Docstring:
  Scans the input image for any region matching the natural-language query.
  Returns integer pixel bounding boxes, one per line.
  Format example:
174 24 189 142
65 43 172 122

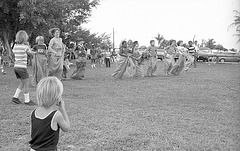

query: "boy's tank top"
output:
29 110 59 151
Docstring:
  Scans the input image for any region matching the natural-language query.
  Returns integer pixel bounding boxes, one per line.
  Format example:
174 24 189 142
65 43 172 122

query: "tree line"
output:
0 0 111 55
155 33 238 52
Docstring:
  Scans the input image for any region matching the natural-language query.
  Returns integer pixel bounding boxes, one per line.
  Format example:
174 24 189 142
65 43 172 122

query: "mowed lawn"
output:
0 60 239 151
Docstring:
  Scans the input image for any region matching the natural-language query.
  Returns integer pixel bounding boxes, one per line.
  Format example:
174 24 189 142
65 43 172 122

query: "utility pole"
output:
113 27 115 53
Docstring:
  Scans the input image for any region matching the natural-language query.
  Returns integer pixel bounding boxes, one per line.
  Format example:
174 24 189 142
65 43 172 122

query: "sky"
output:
83 0 240 50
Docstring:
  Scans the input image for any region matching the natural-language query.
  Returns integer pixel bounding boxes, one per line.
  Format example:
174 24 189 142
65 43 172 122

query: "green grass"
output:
0 61 239 151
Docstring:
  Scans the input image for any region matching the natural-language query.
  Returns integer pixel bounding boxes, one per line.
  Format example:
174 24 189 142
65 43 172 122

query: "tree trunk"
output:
2 30 13 61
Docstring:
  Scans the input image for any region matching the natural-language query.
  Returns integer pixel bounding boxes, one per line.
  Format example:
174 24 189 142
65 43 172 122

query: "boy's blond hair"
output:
36 76 63 108
15 30 29 45
36 36 44 44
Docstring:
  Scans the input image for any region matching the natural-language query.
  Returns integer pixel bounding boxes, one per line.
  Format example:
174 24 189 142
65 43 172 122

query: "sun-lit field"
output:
0 61 239 151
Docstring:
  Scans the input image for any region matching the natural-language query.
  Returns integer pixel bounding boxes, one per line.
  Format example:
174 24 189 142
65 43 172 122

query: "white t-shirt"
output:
105 52 111 58
177 46 188 55
193 44 199 52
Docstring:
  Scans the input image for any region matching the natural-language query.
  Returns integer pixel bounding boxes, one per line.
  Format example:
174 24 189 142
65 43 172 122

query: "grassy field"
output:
0 61 239 151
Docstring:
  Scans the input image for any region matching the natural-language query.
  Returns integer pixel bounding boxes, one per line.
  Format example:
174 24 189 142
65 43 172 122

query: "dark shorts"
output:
14 67 29 80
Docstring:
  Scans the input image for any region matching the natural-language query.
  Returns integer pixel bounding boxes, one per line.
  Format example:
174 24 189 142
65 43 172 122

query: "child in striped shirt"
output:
12 30 36 105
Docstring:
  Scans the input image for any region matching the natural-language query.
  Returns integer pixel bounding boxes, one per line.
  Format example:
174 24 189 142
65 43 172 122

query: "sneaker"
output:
12 97 21 104
24 100 36 106
151 73 156 77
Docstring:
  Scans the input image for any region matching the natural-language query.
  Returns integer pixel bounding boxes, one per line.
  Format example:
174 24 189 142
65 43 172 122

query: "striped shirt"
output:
13 44 30 68
188 46 196 54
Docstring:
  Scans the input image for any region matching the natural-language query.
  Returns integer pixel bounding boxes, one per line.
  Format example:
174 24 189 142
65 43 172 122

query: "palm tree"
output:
228 10 240 43
205 39 216 49
155 33 165 48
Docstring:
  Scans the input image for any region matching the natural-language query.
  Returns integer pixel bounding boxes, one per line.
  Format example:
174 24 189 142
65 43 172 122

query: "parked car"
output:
218 52 240 62
197 47 213 62
157 49 165 60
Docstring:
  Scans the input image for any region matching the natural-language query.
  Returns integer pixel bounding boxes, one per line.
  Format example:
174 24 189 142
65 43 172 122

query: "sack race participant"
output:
125 39 135 77
146 40 158 77
164 40 177 75
31 36 48 86
131 41 144 77
170 40 186 76
48 28 66 80
112 41 132 79
70 38 87 80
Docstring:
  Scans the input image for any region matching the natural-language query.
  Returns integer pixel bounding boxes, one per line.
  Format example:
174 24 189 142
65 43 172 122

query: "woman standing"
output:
48 28 65 80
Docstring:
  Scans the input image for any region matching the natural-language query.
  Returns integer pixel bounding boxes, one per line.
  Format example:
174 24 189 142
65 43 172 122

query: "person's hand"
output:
58 99 66 112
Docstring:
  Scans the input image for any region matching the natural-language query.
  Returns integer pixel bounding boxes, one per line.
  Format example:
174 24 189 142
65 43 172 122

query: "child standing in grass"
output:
29 76 70 151
12 30 36 105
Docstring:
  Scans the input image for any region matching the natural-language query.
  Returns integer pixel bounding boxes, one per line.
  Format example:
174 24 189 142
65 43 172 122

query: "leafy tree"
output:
97 32 112 49
228 10 240 43
214 44 227 51
0 0 100 55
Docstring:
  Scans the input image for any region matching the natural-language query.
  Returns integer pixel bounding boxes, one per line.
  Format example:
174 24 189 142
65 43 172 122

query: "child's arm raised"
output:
56 100 70 132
